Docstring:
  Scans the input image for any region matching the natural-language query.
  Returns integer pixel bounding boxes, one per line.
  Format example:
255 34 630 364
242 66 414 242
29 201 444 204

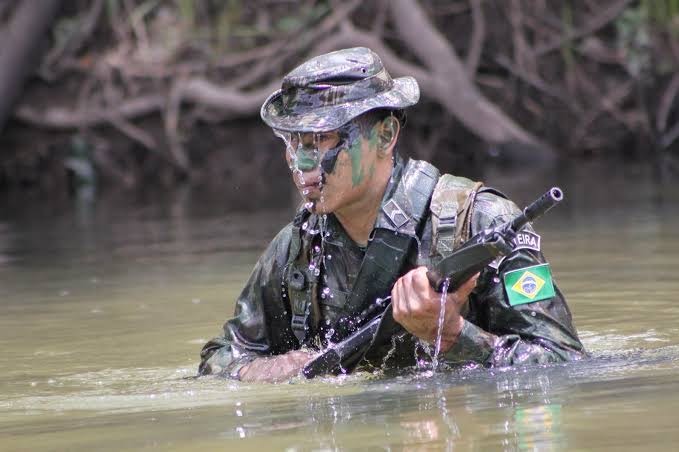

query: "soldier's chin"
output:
308 199 332 214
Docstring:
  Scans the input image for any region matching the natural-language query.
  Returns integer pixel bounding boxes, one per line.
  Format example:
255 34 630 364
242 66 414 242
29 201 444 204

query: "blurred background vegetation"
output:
0 0 677 203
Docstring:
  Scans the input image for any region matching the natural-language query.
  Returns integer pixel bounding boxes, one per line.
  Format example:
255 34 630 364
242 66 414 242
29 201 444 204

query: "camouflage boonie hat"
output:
260 47 420 132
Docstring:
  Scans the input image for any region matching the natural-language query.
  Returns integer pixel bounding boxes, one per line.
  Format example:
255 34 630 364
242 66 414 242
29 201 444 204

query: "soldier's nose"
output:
295 148 319 172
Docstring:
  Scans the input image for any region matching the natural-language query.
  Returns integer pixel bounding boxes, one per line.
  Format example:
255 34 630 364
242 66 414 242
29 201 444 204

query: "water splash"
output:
432 278 451 371
308 215 329 278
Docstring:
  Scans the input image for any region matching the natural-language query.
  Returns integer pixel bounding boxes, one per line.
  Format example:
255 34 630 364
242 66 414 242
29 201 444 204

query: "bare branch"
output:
109 115 158 151
509 0 536 75
165 79 189 171
465 0 486 77
13 78 278 130
14 94 165 128
388 0 549 150
495 55 581 113
180 78 278 114
373 0 389 37
661 121 679 149
231 0 363 90
40 0 105 79
533 0 634 57
657 74 679 133
571 80 634 148
389 0 462 73
311 21 435 89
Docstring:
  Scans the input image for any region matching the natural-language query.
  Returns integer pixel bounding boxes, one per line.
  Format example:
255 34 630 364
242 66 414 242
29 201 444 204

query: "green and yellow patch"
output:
503 263 555 306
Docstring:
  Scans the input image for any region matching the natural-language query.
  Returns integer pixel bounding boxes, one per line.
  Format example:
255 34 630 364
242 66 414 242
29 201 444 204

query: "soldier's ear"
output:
377 115 400 156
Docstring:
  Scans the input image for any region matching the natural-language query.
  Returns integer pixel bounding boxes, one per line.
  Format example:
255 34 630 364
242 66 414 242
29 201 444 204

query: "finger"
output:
399 272 415 316
447 272 479 306
391 278 407 321
412 267 438 302
458 271 480 295
409 266 429 292
399 281 413 318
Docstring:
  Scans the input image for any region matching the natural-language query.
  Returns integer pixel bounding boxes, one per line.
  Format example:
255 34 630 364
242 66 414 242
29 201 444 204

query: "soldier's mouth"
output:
299 183 322 198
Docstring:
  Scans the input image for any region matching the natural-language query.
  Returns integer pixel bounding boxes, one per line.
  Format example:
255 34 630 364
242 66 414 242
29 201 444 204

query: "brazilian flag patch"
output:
503 263 555 306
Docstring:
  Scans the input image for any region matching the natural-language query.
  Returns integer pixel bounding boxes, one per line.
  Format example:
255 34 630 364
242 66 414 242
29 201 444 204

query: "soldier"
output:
199 47 585 382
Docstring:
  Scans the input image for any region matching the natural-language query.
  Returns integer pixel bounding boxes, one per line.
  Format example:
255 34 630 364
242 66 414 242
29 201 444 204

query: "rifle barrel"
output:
510 187 563 232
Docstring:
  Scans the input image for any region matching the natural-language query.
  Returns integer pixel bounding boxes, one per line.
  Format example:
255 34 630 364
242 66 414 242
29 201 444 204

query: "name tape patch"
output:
513 231 541 252
488 231 542 270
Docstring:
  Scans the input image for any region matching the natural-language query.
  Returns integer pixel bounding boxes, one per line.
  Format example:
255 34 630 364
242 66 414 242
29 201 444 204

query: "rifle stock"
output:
303 187 563 378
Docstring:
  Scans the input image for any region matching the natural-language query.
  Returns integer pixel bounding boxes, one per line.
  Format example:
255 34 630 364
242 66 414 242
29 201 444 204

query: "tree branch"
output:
465 0 486 78
388 0 549 151
13 77 278 130
571 80 634 148
657 74 679 133
14 94 165 128
40 0 105 80
533 0 634 57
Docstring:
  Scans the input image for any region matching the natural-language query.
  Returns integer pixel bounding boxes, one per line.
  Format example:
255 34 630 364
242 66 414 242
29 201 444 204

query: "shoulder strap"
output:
430 174 484 258
283 208 318 346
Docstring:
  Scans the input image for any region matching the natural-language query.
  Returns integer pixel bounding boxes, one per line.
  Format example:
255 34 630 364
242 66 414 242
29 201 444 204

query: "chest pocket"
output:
430 174 484 260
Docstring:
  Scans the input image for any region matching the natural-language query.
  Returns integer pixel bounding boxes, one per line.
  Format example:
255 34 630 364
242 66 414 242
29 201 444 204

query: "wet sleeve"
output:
443 192 587 367
198 223 298 378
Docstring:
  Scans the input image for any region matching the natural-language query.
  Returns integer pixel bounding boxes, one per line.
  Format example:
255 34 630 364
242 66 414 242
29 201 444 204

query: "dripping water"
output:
432 278 451 371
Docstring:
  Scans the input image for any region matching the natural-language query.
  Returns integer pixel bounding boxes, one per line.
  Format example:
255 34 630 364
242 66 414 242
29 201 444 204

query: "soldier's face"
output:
277 120 385 214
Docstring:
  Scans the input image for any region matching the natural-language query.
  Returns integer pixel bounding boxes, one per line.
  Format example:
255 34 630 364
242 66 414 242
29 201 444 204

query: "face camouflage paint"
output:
274 121 364 177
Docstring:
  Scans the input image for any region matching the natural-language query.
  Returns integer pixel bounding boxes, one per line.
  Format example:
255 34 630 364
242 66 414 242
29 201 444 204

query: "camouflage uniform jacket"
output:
199 156 586 378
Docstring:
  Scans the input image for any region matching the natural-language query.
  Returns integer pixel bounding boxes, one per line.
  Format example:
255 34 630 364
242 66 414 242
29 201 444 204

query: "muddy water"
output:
2 161 679 451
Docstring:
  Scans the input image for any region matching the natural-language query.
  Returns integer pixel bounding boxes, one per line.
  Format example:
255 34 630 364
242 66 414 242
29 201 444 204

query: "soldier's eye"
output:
316 133 340 150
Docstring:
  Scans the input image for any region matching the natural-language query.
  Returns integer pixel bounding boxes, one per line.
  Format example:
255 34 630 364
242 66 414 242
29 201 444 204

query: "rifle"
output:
302 187 564 379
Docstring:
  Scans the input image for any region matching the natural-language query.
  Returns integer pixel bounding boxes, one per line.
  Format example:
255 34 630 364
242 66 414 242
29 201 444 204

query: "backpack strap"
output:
430 175 484 259
283 208 318 346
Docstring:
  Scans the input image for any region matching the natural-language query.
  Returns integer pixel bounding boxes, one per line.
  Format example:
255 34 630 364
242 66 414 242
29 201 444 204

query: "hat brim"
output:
260 76 420 132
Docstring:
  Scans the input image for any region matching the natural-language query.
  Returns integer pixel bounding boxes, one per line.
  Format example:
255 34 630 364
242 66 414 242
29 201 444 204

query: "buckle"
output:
291 314 307 330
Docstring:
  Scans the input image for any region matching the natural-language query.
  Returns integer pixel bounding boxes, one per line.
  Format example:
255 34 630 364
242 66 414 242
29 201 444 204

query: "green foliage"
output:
560 2 576 69
616 4 652 78
96 0 335 57
176 0 195 27
617 1 679 78
645 0 679 29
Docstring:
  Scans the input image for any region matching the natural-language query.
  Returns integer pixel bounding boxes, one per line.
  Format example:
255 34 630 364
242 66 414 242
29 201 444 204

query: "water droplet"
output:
531 311 537 317
493 277 500 283
302 222 308 231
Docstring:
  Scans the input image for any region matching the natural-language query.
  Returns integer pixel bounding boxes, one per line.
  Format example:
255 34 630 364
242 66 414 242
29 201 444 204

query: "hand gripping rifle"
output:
302 187 564 378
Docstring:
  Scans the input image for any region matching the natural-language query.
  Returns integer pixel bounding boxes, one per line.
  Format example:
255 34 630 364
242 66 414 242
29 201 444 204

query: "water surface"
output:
2 161 679 451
